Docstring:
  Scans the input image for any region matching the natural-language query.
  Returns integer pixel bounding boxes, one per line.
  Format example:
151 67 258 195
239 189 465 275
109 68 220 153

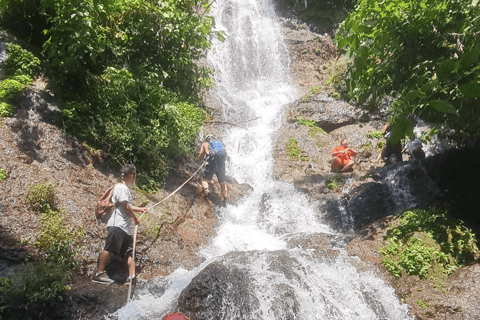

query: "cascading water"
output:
114 0 412 319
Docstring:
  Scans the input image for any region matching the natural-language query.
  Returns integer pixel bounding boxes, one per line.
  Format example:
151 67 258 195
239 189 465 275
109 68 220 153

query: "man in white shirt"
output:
92 163 147 285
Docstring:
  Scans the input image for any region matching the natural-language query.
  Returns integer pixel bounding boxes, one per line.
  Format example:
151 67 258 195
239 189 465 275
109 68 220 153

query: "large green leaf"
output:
427 100 457 114
459 81 480 98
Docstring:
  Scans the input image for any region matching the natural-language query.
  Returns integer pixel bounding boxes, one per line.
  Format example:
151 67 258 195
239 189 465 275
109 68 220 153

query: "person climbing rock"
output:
198 134 227 202
92 163 147 285
374 123 403 165
330 139 357 173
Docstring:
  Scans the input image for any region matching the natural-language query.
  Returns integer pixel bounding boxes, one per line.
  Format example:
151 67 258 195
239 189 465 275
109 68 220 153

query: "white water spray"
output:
115 1 412 319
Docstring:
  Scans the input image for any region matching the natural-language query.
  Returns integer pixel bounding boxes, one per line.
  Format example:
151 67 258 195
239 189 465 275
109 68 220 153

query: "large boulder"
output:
177 257 256 320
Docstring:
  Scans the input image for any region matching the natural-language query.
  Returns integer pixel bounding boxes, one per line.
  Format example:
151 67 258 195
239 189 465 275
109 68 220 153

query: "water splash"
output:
114 1 412 319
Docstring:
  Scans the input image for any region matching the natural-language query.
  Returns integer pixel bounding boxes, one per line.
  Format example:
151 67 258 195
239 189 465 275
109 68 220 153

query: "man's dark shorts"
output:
203 154 226 183
104 226 133 258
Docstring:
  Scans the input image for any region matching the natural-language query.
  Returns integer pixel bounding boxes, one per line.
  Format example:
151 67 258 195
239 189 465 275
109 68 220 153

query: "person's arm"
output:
382 123 389 134
118 201 141 225
374 146 385 163
198 142 208 161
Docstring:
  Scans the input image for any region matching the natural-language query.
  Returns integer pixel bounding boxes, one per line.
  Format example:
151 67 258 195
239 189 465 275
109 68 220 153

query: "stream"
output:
114 0 412 319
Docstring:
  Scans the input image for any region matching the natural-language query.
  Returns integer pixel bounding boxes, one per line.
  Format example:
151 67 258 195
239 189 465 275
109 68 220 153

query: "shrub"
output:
36 208 84 250
0 169 6 182
0 79 23 101
11 75 33 86
3 43 40 78
336 0 480 142
366 130 383 139
24 182 56 212
325 175 343 190
0 101 15 117
359 141 373 154
323 57 347 99
379 208 479 280
376 140 386 153
0 241 79 307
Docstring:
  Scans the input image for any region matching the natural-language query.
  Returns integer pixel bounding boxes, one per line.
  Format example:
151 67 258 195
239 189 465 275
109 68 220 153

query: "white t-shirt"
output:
107 183 134 235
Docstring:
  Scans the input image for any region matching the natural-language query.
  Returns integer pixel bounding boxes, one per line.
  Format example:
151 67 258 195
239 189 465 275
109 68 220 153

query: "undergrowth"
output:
293 117 327 148
0 183 84 316
286 137 302 161
0 168 6 182
379 208 479 282
325 175 343 190
0 43 40 118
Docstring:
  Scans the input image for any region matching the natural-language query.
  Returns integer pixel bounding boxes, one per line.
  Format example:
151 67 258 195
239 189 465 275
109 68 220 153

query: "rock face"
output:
347 148 480 234
271 5 480 319
177 258 255 320
285 95 368 133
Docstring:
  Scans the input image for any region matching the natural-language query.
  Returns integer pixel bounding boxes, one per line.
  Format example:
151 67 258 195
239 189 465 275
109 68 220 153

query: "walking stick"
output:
126 162 205 303
127 224 138 302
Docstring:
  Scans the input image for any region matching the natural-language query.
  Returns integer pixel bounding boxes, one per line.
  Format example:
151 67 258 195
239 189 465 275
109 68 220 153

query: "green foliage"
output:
0 101 14 117
376 140 386 152
61 67 206 186
359 141 373 154
286 137 301 161
0 241 79 305
11 74 33 86
25 182 56 212
379 208 479 280
323 57 348 99
416 299 429 309
325 175 343 190
366 130 383 139
336 0 480 143
0 79 23 100
36 208 84 250
0 0 217 189
420 127 438 144
294 117 326 136
0 168 6 181
3 43 40 78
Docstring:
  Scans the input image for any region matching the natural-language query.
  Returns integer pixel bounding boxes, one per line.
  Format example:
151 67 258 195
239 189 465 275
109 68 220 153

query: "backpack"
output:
208 140 225 157
95 185 116 223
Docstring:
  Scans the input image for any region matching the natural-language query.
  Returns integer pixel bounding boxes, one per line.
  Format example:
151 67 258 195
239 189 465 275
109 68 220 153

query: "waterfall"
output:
114 1 412 319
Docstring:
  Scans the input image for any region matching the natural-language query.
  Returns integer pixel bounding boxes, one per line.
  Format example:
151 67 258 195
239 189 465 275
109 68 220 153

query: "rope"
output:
127 161 205 303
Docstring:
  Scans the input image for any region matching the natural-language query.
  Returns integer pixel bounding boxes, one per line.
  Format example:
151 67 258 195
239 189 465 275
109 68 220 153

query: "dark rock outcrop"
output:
177 260 255 320
347 147 480 233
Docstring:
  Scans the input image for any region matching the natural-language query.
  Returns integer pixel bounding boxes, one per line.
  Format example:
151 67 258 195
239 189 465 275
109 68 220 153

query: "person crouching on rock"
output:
198 134 227 202
331 139 357 173
92 163 147 285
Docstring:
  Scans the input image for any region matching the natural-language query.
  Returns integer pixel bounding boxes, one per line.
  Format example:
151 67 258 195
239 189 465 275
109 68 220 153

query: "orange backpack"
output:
95 185 116 223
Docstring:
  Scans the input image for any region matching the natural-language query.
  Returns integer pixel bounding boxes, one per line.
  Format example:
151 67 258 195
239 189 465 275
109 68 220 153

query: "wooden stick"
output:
126 162 205 304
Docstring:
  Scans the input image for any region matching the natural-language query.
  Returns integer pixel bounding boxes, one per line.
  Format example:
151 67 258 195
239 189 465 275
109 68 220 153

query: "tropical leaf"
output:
427 100 457 114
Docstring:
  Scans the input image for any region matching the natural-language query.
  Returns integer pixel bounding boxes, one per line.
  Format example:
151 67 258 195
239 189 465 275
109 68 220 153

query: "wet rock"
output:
347 147 480 233
177 261 255 320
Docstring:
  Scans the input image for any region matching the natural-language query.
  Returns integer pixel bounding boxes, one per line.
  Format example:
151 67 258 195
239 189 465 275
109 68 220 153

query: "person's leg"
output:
215 155 227 200
331 157 343 172
220 182 227 200
120 230 135 281
127 256 135 277
96 250 110 274
201 179 210 193
340 160 355 172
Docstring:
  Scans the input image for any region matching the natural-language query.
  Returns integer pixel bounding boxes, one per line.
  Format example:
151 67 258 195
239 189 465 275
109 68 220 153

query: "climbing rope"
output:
127 161 205 303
